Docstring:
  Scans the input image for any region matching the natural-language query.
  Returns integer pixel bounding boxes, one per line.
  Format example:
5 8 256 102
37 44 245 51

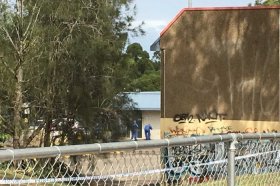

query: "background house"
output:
127 91 161 139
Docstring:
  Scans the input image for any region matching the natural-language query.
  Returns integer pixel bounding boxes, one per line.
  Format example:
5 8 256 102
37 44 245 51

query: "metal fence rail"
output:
0 133 280 185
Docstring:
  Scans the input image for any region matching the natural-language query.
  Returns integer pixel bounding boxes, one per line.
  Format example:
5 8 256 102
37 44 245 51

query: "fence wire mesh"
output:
0 134 280 185
235 139 280 185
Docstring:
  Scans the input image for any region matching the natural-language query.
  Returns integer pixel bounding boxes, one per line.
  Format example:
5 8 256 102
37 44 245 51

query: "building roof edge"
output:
160 6 280 37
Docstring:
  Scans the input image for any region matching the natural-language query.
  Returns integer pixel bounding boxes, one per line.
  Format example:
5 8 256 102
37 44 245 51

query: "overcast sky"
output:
129 0 256 56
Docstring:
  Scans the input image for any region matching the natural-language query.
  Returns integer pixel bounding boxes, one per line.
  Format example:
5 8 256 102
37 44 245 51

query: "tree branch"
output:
0 58 15 76
23 0 42 44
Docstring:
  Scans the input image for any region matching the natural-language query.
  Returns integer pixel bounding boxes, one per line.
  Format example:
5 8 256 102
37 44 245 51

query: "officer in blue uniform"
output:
144 124 153 140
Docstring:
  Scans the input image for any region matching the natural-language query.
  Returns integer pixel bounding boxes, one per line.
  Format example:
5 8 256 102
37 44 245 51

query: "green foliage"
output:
123 43 161 91
0 0 145 146
0 0 161 146
130 71 160 91
255 0 280 5
152 51 161 71
0 133 11 143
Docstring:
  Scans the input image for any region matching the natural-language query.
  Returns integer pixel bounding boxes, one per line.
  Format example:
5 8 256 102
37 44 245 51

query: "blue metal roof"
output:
126 91 160 111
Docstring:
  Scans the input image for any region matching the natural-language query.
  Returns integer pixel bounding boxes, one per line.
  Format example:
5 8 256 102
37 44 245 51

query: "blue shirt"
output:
144 124 152 131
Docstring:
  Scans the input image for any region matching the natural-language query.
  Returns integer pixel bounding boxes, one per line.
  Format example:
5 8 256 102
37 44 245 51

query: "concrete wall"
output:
141 111 161 139
160 8 280 137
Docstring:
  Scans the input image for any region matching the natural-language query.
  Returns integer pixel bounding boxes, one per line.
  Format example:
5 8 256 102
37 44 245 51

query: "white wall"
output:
141 111 161 139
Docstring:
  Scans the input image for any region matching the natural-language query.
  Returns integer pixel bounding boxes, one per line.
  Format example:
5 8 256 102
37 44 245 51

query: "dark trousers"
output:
145 130 151 140
131 131 138 140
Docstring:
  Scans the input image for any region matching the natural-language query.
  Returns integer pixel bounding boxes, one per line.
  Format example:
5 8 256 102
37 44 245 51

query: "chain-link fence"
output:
0 133 280 185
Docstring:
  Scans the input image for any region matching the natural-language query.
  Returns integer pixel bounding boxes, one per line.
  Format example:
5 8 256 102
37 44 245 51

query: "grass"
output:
192 172 280 186
1 167 280 185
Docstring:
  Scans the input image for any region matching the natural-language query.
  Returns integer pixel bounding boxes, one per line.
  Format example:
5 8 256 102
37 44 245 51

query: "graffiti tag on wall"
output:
164 126 278 138
167 126 206 137
162 109 279 138
173 111 227 124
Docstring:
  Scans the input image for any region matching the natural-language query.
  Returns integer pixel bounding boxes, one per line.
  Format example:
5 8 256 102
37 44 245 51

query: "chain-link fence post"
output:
227 134 238 186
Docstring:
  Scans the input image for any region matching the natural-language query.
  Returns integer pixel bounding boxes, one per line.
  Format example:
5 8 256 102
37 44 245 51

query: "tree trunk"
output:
43 116 52 147
23 122 45 147
13 67 23 149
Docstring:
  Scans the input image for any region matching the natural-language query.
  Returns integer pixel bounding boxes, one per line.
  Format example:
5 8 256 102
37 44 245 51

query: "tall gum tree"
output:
29 0 138 146
1 0 143 147
0 0 42 148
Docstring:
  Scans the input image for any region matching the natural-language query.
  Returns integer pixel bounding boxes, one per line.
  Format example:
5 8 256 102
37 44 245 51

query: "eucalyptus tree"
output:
0 0 44 148
25 0 142 145
121 43 160 91
1 0 142 147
